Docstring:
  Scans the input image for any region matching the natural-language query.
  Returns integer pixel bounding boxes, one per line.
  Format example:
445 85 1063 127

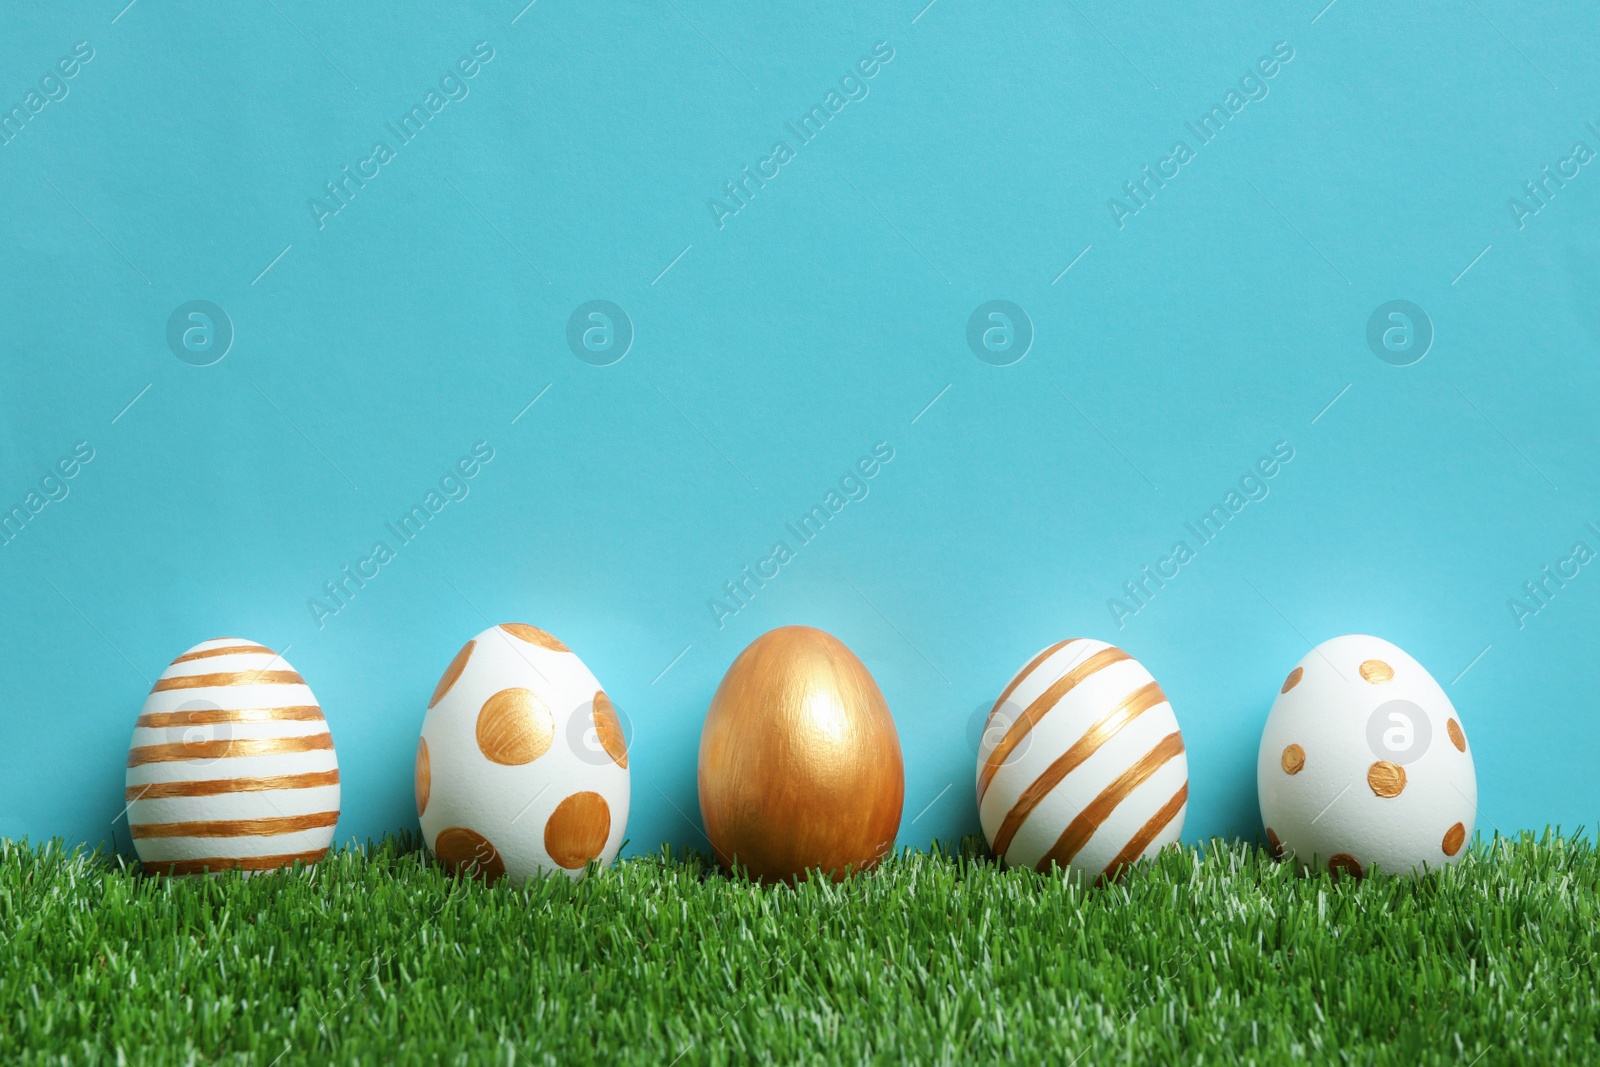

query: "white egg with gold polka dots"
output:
417 624 630 883
1257 634 1476 879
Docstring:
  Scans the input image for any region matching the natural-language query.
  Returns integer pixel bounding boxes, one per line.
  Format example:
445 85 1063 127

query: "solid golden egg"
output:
697 626 904 883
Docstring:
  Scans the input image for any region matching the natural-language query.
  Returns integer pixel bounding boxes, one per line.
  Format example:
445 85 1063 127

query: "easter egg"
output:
977 639 1188 883
698 626 903 882
418 623 629 882
126 638 339 876
1258 634 1476 878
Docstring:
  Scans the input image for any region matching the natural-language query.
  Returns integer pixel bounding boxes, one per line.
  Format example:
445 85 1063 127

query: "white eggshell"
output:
417 624 630 883
126 638 340 875
977 639 1188 883
1257 634 1476 878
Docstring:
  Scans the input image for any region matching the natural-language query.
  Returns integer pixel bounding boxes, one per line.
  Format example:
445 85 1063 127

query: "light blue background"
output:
3 1 1598 857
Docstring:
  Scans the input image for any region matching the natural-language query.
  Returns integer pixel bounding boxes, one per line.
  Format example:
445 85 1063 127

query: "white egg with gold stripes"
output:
976 639 1188 883
126 638 339 876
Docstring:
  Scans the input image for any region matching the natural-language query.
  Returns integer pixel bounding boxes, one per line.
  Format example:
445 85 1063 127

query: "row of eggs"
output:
125 625 1475 884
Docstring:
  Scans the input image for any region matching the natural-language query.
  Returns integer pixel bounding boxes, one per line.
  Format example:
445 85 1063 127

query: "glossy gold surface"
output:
135 705 324 728
434 826 506 883
1034 730 1185 872
151 670 305 692
976 645 1130 802
173 643 277 663
130 810 339 839
140 848 328 877
125 769 339 800
987 640 1074 718
1327 853 1364 880
501 623 570 652
593 691 628 768
475 687 553 765
698 625 904 883
1358 659 1394 684
1281 743 1306 775
415 738 431 818
1099 781 1188 884
989 679 1166 860
126 733 333 766
430 640 475 708
1366 760 1406 798
544 791 612 870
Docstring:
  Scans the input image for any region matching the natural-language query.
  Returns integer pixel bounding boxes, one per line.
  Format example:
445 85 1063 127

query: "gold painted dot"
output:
501 623 570 653
434 826 505 883
1281 667 1303 694
544 791 612 870
415 738 430 819
1327 853 1364 880
1281 744 1306 775
429 640 475 709
476 688 554 766
1265 827 1284 861
593 690 628 769
1359 659 1394 684
1447 718 1467 752
1367 760 1407 798
1442 822 1466 856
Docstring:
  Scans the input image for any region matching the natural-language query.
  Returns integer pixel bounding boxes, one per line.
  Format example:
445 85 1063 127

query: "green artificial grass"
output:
2 833 1597 1065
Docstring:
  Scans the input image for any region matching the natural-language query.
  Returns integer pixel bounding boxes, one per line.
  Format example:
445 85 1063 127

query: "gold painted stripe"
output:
140 848 329 876
1098 781 1188 884
172 643 278 663
126 733 333 766
125 769 340 800
982 639 1075 736
1035 731 1186 873
131 810 339 839
977 646 1132 802
151 670 305 693
990 680 1166 859
136 705 324 728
